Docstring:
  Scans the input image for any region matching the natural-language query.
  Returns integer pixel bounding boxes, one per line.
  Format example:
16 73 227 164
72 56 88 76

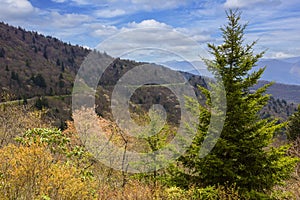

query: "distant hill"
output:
258 58 300 85
0 22 90 100
253 81 300 103
260 96 297 122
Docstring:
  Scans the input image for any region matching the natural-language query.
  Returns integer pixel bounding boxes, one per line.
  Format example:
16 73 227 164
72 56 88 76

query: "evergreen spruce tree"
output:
172 9 298 196
287 105 300 141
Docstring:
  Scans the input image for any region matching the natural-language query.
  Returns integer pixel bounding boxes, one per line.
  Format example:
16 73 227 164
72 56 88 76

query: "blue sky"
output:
0 0 299 61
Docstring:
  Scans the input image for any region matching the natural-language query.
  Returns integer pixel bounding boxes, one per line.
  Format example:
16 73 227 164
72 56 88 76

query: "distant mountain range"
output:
161 57 300 86
259 57 300 85
161 58 300 103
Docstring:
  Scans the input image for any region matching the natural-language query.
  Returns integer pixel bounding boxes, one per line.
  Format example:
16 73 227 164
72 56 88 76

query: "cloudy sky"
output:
0 0 299 61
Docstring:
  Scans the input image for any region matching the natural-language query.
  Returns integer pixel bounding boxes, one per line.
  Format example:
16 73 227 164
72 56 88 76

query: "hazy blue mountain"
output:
258 59 300 85
161 57 300 85
159 60 211 77
281 56 300 64
161 58 300 103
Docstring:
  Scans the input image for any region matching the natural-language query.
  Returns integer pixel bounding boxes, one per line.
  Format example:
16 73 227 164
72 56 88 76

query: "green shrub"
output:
165 185 240 200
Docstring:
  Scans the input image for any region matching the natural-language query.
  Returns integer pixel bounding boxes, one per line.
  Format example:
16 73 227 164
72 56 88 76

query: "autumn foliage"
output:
0 143 97 199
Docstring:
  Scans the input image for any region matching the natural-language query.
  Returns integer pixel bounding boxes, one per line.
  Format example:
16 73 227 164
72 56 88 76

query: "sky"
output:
0 0 299 62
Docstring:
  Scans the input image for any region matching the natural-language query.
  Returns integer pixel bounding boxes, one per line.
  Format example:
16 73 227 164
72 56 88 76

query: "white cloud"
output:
70 0 90 5
129 0 188 10
0 0 36 19
92 24 119 37
127 19 170 29
189 34 212 43
51 0 68 3
94 9 126 18
224 0 281 8
244 12 300 59
273 52 296 59
92 19 211 62
83 18 215 62
50 11 92 28
57 0 188 13
67 0 112 6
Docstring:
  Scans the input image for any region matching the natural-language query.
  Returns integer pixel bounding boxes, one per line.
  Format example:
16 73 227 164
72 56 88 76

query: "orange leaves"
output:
0 143 97 199
0 144 52 199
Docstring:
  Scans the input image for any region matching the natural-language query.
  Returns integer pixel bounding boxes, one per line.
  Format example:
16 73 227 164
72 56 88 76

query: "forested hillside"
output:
0 22 89 99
